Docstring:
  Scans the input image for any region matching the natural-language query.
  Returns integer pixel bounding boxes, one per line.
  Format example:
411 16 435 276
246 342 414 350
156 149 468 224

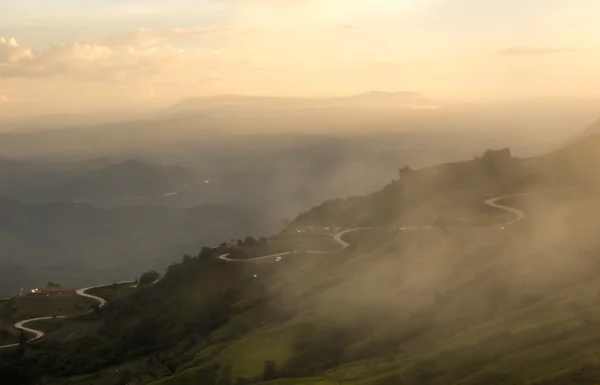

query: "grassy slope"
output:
226 235 341 260
4 295 95 322
148 141 600 385
87 282 138 303
17 283 137 345
152 215 600 385
12 136 600 385
0 293 96 346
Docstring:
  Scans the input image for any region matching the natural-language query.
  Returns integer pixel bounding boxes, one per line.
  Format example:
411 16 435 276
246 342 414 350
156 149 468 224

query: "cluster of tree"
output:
234 236 267 247
138 270 160 286
479 148 514 173
0 248 272 382
398 165 414 179
46 282 64 289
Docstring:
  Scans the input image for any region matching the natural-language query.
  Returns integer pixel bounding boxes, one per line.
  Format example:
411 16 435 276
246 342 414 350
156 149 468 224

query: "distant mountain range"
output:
0 197 265 297
169 91 442 112
46 159 197 205
0 159 201 207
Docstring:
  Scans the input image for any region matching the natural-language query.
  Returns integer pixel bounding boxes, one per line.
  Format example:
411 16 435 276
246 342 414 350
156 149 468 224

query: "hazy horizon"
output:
2 0 600 118
4 3 600 384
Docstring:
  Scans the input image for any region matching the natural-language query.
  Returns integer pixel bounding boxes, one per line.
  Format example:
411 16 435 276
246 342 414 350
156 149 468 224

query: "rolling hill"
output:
4 132 600 385
45 159 197 206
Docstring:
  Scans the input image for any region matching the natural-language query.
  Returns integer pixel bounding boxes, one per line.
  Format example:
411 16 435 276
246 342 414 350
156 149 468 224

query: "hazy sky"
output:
1 0 599 116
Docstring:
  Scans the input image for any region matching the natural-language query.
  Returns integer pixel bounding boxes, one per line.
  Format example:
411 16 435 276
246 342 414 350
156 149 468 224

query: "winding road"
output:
220 187 578 262
0 187 574 350
217 189 574 262
217 227 375 262
0 281 134 351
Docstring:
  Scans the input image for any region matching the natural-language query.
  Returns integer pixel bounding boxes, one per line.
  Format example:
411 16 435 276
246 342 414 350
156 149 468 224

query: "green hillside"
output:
4 135 600 385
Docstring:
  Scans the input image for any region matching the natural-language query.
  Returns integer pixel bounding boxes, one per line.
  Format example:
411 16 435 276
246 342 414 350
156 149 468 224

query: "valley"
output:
3 2 599 382
3 133 600 384
0 184 546 352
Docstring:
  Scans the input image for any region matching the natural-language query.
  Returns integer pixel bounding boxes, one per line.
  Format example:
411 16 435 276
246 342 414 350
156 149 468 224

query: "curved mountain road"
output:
218 227 375 262
75 286 108 309
0 281 134 351
219 188 574 262
1 187 574 350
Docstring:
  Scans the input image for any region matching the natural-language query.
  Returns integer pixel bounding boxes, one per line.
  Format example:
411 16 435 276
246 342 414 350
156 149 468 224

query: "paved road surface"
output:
219 188 573 262
0 281 134 350
1 187 574 349
218 227 373 262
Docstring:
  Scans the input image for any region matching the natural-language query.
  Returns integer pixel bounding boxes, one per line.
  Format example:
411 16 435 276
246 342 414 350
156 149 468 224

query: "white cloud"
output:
0 37 34 63
0 36 225 84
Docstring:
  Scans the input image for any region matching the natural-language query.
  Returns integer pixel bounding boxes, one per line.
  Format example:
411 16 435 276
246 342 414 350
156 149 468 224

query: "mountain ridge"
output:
4 132 600 385
169 91 440 113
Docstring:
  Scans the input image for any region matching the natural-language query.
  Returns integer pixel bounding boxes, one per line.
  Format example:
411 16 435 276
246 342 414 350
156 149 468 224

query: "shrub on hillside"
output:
138 270 160 286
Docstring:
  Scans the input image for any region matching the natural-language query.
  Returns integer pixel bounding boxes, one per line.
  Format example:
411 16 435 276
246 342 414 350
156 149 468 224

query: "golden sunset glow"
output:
0 0 599 117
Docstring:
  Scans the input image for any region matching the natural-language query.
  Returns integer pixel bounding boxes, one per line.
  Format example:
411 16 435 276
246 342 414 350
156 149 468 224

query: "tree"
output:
18 330 27 347
244 236 257 246
138 270 160 286
218 365 233 385
117 369 133 385
199 247 213 258
258 237 268 245
263 360 277 381
195 364 221 384
399 165 414 179
481 148 512 172
166 362 177 375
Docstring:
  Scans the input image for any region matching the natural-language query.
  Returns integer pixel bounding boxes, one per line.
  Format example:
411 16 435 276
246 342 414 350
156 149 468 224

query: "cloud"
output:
100 27 231 47
0 37 34 63
500 46 575 56
0 36 225 84
0 94 9 104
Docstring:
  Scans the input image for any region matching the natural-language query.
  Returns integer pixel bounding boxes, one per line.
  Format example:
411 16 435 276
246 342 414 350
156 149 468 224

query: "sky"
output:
1 0 599 116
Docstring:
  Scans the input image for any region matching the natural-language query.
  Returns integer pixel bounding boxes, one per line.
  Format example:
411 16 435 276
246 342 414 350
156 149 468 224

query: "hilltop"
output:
169 91 440 113
4 133 600 384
